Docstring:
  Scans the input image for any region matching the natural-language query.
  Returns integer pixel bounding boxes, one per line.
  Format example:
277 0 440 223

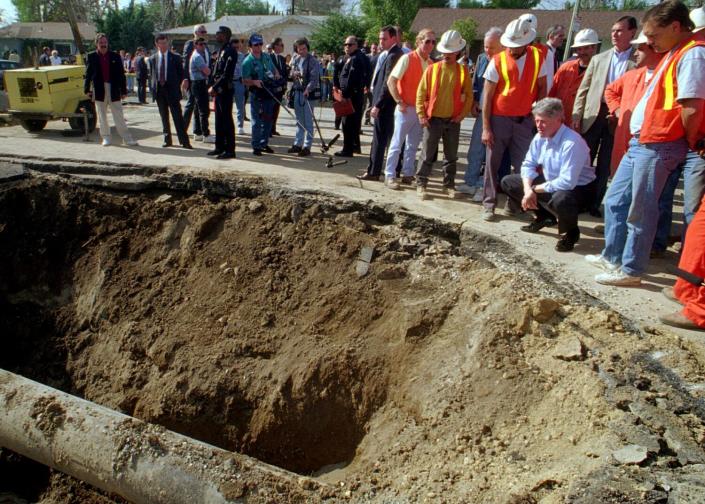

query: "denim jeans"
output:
293 91 315 149
233 80 246 128
653 163 683 252
464 116 485 187
602 137 688 276
683 149 705 227
250 94 273 149
385 105 422 179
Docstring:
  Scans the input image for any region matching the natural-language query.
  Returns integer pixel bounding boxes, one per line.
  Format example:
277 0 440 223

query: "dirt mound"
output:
1 177 704 503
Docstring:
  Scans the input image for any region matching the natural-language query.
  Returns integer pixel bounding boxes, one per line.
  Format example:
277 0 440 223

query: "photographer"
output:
287 38 320 157
242 33 280 156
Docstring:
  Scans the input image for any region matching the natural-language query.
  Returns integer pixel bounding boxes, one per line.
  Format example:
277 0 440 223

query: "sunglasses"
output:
344 43 356 46
424 39 437 45
252 42 263 46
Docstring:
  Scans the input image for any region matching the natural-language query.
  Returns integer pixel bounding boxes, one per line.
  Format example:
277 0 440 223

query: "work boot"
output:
288 145 302 154
298 147 311 157
662 286 683 305
659 311 704 331
417 185 428 200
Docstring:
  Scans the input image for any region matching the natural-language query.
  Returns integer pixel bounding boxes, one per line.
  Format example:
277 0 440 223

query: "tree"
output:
309 12 371 55
11 0 112 22
95 1 155 52
450 16 477 48
295 0 343 15
219 0 277 16
457 0 485 7
486 0 539 7
143 0 214 32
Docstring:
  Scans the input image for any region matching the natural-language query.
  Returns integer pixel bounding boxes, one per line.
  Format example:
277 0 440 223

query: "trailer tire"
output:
69 100 97 133
20 119 48 132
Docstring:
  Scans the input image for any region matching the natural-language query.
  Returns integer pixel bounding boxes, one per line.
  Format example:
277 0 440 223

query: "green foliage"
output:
219 0 277 16
296 0 344 15
457 0 485 7
309 12 371 55
360 0 452 42
450 16 478 47
95 1 156 52
487 0 539 7
143 0 213 32
11 0 102 22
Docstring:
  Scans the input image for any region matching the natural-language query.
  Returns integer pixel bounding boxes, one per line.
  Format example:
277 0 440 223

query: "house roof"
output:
162 15 327 37
0 22 97 41
411 8 644 42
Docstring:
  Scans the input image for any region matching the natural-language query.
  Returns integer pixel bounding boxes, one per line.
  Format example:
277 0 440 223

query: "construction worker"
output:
384 28 436 190
549 29 599 126
415 30 473 200
480 17 547 221
586 0 705 287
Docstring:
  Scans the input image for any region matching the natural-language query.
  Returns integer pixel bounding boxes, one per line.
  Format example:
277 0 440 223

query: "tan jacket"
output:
572 48 635 133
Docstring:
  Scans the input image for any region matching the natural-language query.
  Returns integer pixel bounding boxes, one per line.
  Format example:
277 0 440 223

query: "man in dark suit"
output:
207 26 237 159
84 33 137 147
182 24 209 140
358 26 403 180
134 47 149 104
269 37 288 136
334 35 370 157
150 34 191 149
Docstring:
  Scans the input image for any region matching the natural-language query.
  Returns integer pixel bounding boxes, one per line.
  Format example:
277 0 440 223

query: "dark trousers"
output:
137 77 147 104
501 173 595 234
342 93 365 154
191 79 210 137
182 80 202 135
416 117 461 188
156 85 189 146
366 106 395 176
583 103 614 212
215 89 235 154
271 93 284 134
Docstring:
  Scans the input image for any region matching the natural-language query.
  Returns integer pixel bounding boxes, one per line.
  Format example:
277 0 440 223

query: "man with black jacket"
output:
334 35 370 157
182 24 209 140
358 26 403 180
269 37 288 136
134 47 149 104
84 33 137 147
150 34 191 149
208 26 237 159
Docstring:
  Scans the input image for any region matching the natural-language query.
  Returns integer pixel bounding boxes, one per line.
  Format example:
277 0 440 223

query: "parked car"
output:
0 60 22 90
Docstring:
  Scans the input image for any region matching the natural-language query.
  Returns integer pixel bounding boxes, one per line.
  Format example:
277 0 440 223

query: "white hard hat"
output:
691 6 705 32
437 30 467 54
631 31 648 45
571 28 599 48
501 18 537 48
519 13 538 32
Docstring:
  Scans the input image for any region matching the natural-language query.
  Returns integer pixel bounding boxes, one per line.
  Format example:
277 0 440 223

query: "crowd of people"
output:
78 1 705 331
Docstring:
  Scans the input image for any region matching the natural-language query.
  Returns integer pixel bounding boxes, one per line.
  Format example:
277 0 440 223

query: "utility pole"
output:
291 0 295 15
65 0 87 61
564 0 580 62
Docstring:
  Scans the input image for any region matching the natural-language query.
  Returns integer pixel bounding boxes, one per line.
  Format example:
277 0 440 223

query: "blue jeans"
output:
464 117 485 187
384 105 423 178
233 80 246 128
293 91 315 149
602 137 688 276
250 94 273 149
653 164 683 252
683 149 705 227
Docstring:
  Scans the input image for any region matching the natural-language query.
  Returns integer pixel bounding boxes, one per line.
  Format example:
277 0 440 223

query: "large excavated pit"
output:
1 169 705 503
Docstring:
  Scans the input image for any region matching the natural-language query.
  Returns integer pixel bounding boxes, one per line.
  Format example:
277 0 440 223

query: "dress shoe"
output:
162 141 173 148
181 143 193 149
555 228 580 252
354 147 362 154
262 146 274 154
356 173 380 181
335 150 353 158
589 208 602 218
253 149 263 156
287 145 302 154
217 152 236 159
298 147 311 157
207 149 224 156
271 131 281 136
521 218 557 233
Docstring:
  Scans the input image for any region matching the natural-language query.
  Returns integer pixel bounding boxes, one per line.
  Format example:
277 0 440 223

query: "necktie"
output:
159 54 166 86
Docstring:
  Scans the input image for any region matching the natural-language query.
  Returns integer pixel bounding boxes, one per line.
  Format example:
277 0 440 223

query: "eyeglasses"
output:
424 39 437 45
197 30 207 34
344 43 356 47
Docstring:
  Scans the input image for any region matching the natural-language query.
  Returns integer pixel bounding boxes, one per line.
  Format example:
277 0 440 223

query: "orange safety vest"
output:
397 51 426 106
423 61 468 118
491 46 544 117
640 34 705 144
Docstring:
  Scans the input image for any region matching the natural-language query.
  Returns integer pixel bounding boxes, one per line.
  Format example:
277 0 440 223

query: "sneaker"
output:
585 254 619 272
417 185 428 200
472 191 484 203
101 137 112 146
237 127 246 135
386 177 401 190
659 311 703 331
203 135 216 144
595 270 642 286
443 187 457 199
124 138 139 146
193 134 204 141
482 208 496 222
456 184 476 196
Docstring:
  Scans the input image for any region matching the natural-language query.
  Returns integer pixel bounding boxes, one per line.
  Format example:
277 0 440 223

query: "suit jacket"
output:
572 47 635 133
134 55 148 79
84 50 127 102
182 39 195 80
372 44 403 111
211 43 237 94
338 49 370 99
149 51 184 102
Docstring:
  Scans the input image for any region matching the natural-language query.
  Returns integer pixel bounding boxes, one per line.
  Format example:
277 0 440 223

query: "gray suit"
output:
572 47 635 214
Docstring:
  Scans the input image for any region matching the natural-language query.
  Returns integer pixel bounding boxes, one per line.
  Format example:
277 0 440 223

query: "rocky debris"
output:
553 338 586 361
248 200 264 213
612 445 649 465
155 194 172 203
531 298 560 323
377 265 406 280
355 245 375 278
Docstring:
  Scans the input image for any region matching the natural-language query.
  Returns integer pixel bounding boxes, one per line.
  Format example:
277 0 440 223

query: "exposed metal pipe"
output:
0 368 321 504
